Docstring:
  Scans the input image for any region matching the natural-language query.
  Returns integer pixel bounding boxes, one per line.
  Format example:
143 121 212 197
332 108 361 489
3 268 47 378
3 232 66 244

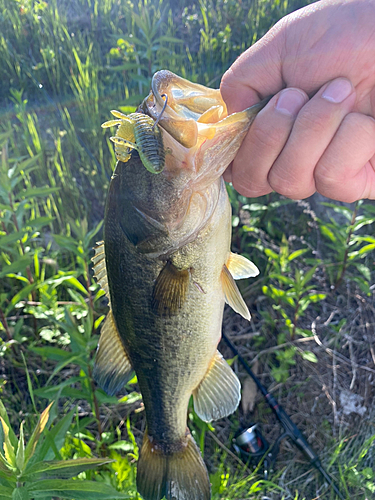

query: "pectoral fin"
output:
226 252 259 280
152 261 190 315
193 350 241 422
93 310 133 395
221 264 251 320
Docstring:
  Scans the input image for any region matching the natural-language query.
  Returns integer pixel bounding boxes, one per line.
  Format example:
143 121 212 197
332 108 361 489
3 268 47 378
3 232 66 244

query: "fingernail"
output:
322 79 353 103
275 88 307 116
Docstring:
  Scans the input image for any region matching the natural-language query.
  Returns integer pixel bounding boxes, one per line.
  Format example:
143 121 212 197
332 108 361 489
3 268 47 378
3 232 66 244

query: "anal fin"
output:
193 350 241 422
93 310 133 395
226 252 259 280
152 261 190 315
221 264 251 320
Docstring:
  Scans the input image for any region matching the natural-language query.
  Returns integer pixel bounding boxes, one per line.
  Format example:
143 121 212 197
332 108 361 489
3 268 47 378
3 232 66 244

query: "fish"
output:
92 70 267 500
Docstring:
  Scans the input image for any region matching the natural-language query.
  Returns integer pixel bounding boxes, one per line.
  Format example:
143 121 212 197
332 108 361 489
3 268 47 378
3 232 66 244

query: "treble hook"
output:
152 94 168 130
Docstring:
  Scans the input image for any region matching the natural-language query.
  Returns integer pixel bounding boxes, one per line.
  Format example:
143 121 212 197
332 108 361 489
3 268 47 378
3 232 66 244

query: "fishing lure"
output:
102 95 168 174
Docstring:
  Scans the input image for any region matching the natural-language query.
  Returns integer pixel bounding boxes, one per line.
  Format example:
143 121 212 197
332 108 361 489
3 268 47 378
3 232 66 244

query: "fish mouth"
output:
141 70 268 180
142 70 268 147
142 70 227 149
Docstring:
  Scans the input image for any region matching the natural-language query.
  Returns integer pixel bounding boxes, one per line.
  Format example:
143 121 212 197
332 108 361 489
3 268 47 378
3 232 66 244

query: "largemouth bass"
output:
93 70 267 500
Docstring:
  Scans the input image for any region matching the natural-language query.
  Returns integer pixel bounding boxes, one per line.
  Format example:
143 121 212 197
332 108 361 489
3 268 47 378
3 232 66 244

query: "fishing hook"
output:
152 93 168 130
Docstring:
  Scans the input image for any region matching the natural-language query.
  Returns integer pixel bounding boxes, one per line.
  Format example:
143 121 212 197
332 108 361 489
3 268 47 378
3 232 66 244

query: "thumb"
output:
220 23 285 113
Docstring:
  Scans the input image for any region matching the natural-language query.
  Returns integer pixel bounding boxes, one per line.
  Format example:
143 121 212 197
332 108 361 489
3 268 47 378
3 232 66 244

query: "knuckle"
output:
315 112 375 202
220 68 238 100
316 177 358 203
231 164 271 198
250 121 285 151
314 154 347 199
233 178 270 198
269 163 315 199
296 108 328 137
344 112 375 143
314 163 335 187
314 171 338 199
268 168 298 197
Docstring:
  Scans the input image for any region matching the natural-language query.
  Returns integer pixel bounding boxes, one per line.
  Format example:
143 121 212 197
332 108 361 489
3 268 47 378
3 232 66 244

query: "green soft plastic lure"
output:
102 108 165 174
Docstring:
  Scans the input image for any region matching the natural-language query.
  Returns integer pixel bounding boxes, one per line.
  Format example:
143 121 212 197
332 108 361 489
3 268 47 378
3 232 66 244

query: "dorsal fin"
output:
91 241 110 303
226 252 259 280
221 264 250 320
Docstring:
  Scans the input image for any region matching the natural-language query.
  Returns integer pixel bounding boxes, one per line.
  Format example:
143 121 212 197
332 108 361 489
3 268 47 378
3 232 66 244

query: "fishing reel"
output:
233 424 280 480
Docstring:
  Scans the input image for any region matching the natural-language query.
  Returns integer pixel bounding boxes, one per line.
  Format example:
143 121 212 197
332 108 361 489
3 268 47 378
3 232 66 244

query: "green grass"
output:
0 0 374 499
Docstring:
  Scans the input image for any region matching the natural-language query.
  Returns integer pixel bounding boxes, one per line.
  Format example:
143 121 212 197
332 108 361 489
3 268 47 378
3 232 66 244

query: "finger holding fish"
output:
222 73 375 202
223 88 308 195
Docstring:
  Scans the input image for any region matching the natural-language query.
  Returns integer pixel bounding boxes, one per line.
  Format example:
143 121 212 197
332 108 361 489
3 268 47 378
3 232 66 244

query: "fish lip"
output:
142 72 200 149
142 70 268 152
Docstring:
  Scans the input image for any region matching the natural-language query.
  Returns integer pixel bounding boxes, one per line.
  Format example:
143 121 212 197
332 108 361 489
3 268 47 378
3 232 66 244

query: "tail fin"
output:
136 430 210 500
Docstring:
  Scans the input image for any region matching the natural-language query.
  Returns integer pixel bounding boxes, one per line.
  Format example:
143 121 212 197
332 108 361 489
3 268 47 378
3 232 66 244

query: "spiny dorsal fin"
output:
152 261 190 315
137 429 210 500
193 350 241 422
93 310 133 396
91 241 110 303
226 252 259 280
221 264 251 320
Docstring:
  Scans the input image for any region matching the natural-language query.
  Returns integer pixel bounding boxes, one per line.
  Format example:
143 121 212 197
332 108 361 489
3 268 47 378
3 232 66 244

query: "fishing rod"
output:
222 332 345 500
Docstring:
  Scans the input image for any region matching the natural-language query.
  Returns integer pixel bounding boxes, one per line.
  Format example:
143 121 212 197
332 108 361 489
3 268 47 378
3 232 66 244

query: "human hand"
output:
220 0 375 202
